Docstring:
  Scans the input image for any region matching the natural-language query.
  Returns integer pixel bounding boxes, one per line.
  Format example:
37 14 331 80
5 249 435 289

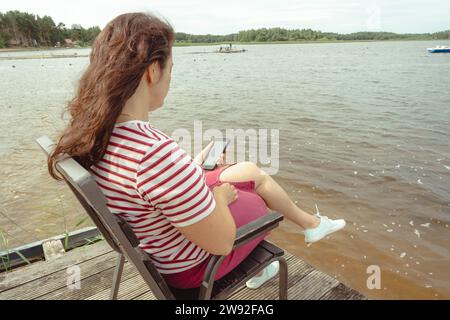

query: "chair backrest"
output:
36 135 175 300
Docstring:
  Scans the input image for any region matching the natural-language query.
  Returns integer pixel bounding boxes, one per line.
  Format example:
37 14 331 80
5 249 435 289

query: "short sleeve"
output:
136 138 216 228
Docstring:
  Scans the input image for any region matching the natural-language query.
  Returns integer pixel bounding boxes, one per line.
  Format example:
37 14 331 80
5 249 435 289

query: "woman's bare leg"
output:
219 161 320 277
219 161 320 229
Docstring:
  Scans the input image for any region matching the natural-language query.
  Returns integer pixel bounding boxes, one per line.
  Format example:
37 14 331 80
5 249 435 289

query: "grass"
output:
0 225 103 273
0 192 98 273
0 218 102 273
55 195 70 251
53 194 95 250
53 201 100 251
0 230 9 271
0 228 31 273
81 234 104 247
0 208 36 272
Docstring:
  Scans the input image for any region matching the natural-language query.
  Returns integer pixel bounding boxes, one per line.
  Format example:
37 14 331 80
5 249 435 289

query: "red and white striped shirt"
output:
90 120 216 274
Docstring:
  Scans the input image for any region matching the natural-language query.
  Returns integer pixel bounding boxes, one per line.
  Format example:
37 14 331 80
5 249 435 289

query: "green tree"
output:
0 10 100 47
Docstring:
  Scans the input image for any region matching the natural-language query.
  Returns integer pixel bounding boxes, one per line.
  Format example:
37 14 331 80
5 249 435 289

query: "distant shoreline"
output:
173 38 443 47
0 38 443 53
0 46 82 53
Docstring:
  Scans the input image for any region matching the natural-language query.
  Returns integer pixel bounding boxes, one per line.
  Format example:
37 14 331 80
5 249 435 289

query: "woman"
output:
48 12 345 290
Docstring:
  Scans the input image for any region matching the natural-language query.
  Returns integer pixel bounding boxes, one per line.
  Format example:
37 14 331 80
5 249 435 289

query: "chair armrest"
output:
36 135 55 156
198 211 283 299
232 211 283 249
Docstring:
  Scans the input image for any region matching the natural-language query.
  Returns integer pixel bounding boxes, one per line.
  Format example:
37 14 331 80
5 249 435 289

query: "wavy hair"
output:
48 12 175 179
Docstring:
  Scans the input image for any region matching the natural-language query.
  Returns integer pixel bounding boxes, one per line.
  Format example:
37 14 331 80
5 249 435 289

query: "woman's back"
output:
90 120 216 274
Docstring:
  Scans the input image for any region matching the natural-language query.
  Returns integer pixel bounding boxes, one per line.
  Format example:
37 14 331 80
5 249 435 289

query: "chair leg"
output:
278 257 288 300
110 253 125 300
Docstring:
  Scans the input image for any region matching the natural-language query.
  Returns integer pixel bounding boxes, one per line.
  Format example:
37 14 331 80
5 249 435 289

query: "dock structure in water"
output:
0 239 366 300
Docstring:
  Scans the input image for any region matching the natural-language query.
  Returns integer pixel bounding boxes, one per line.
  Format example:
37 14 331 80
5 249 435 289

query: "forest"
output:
1 10 449 48
0 11 100 48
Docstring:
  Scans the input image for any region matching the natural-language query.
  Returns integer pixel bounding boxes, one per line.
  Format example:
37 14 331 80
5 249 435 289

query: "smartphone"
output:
202 138 230 170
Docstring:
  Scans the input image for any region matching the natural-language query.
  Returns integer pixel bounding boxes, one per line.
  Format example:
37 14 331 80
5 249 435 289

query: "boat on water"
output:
215 43 246 53
427 45 450 53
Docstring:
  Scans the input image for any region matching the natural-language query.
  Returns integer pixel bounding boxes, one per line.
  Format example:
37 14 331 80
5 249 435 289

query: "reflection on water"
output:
0 41 449 299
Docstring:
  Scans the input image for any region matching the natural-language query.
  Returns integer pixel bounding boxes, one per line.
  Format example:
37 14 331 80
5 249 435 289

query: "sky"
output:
1 0 449 35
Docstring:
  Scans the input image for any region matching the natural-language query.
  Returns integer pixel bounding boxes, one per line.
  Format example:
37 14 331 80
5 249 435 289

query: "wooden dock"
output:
0 240 366 300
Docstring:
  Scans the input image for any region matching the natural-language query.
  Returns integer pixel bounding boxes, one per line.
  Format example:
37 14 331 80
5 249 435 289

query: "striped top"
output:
90 120 216 274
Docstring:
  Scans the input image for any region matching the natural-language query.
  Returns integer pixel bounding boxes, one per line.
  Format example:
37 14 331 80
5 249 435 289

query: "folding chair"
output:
36 135 288 300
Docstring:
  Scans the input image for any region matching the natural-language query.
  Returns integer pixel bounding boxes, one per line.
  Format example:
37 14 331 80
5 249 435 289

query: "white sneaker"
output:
245 261 279 289
304 204 346 244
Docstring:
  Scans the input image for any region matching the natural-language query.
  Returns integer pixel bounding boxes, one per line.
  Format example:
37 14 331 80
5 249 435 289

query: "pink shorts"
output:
162 163 270 289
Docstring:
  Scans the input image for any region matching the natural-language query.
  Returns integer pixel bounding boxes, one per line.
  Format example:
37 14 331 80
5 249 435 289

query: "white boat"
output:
427 45 450 53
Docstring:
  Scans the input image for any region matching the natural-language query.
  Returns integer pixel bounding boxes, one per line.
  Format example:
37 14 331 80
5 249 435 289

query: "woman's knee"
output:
219 161 264 185
240 161 267 188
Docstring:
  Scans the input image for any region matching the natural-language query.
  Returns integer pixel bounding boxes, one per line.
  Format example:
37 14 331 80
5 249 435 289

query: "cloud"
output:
0 0 448 34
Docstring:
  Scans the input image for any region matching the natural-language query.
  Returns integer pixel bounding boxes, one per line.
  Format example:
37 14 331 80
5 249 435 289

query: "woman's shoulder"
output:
111 120 175 157
113 120 171 144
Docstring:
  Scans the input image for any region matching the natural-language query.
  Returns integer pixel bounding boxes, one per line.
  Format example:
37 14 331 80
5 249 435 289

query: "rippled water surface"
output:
1 41 449 299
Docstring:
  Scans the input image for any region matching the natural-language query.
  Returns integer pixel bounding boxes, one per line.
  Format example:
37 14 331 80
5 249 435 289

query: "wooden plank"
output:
215 254 295 300
114 274 154 300
131 254 293 301
87 272 156 300
41 262 137 300
319 283 367 300
224 254 297 300
288 270 339 300
0 250 118 299
0 226 101 272
281 251 293 260
229 255 313 300
116 275 154 300
0 237 366 301
0 240 112 292
133 290 156 300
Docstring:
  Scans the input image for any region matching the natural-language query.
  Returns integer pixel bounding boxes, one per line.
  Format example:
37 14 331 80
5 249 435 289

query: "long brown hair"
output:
48 12 175 180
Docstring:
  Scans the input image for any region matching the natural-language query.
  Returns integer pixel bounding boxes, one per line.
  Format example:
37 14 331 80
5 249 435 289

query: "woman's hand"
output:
193 140 214 165
216 148 226 166
213 183 238 205
193 140 227 168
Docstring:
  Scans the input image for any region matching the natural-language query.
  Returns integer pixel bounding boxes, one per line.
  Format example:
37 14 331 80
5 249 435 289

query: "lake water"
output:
1 41 449 299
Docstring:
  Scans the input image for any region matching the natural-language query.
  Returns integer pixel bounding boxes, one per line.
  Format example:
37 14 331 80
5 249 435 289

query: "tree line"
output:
187 28 450 43
0 11 100 48
1 10 449 49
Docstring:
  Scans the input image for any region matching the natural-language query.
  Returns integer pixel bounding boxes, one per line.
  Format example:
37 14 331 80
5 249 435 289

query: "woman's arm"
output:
193 140 214 165
137 138 237 256
177 183 238 256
